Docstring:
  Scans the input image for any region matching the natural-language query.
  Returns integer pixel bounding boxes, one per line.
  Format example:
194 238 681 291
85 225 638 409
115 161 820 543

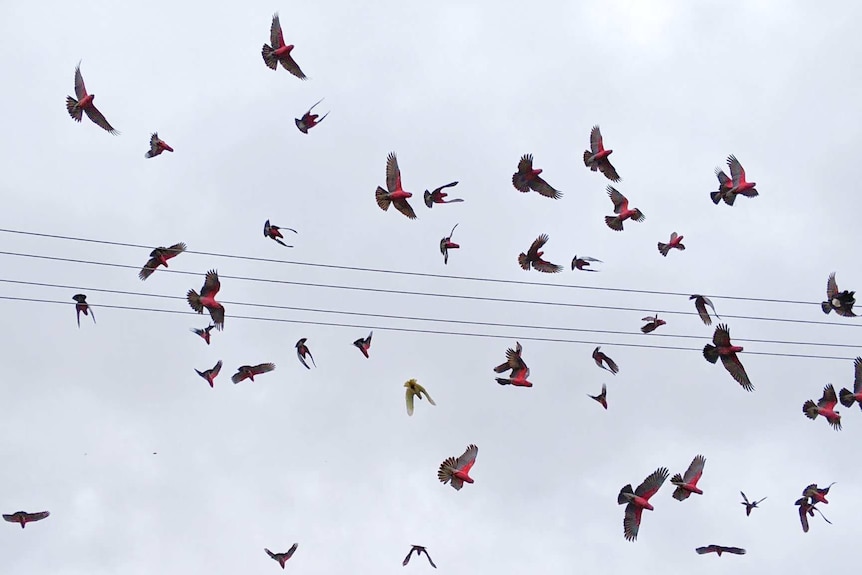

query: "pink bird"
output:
703 324 753 391
264 219 297 247
571 255 602 272
3 510 50 529
593 346 619 374
295 338 316 369
195 360 223 388
187 270 225 330
424 181 463 208
604 186 645 231
265 544 298 569
696 545 746 557
795 497 832 533
191 324 216 345
511 154 563 199
618 467 669 542
671 455 706 501
376 152 417 220
640 315 666 334
493 341 532 387
73 294 96 328
802 482 836 505
138 242 187 280
725 154 759 199
518 234 563 273
709 167 737 206
839 356 862 410
65 62 119 135
803 384 842 430
588 383 607 409
440 224 460 265
353 331 373 358
583 125 621 182
145 132 173 158
657 232 685 257
438 444 478 491
295 98 329 133
261 13 306 79
231 363 276 384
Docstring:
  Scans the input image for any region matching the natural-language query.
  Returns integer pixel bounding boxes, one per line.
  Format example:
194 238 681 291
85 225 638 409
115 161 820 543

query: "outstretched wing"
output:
682 455 706 485
818 384 838 410
454 444 478 472
84 105 119 135
606 186 627 213
720 354 754 391
270 13 284 48
826 272 839 300
201 270 221 297
528 176 563 199
635 467 669 499
726 154 745 184
252 363 276 375
386 152 401 193
623 502 642 541
392 199 417 220
74 63 87 99
712 324 732 347
598 158 621 182
589 125 603 154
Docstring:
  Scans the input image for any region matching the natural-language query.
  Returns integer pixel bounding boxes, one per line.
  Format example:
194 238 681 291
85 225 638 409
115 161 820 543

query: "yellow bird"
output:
404 379 436 416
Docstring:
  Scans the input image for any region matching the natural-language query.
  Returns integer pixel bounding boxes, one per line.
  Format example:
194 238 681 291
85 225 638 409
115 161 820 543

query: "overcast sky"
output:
0 0 859 573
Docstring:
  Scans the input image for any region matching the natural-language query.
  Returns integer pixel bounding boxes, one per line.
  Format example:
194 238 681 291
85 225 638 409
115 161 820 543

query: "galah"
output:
671 454 706 501
695 545 746 556
2 510 50 529
518 234 563 273
145 132 173 158
795 497 832 533
703 324 753 391
604 186 645 231
690 294 719 325
353 331 373 358
592 346 619 375
588 383 607 409
261 13 306 79
709 167 737 206
511 154 563 199
657 232 685 257
295 338 315 369
191 324 216 345
138 242 187 280
803 384 842 431
583 125 621 182
725 154 759 199
821 272 857 317
424 181 463 208
437 444 478 491
265 544 298 569
640 315 666 334
404 379 436 416
73 294 96 328
187 270 225 330
618 467 669 542
376 152 417 219
740 491 767 516
440 224 460 265
65 62 119 135
231 363 276 384
571 255 602 272
839 356 862 409
264 219 297 247
295 98 329 133
403 544 437 568
195 360 223 388
493 341 532 387
802 482 836 505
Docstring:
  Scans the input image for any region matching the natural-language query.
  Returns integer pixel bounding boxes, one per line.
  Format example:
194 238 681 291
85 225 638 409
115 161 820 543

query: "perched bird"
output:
640 315 666 334
511 154 563 199
703 324 753 391
709 167 737 206
839 356 862 409
2 511 50 529
264 219 297 247
138 242 187 280
231 363 276 384
795 497 832 533
65 62 119 135
690 294 719 325
740 491 767 516
571 255 602 272
265 544 298 569
195 360 223 388
802 482 836 505
438 444 478 491
187 270 225 330
403 544 437 568
493 341 532 387
604 186 645 231
353 331 373 358
588 383 607 409
376 152 417 219
593 346 619 374
618 467 669 542
191 324 216 345
803 384 842 430
657 232 685 257
821 272 856 317
671 455 706 501
695 545 746 557
725 154 759 199
73 294 96 328
295 338 316 369
295 98 329 133
424 181 463 208
583 125 621 182
144 133 173 158
518 234 563 273
261 13 306 79
440 224 460 265
404 379 436 416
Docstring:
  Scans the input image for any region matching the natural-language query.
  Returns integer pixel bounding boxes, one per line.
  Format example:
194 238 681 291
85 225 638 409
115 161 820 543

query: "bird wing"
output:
297 347 310 369
528 234 549 259
725 547 746 555
726 154 745 184
417 383 436 405
211 360 223 378
693 297 712 325
635 467 669 499
528 176 562 199
74 63 87 99
854 356 862 394
740 491 749 504
165 242 187 259
285 543 298 559
826 272 839 299
252 363 276 375
402 548 415 566
533 258 563 273
720 354 754 391
819 384 838 410
386 152 401 193
589 125 603 154
517 153 533 174
715 168 731 187
598 158 621 182
84 105 119 135
201 270 221 297
695 546 715 555
270 13 284 48
422 548 437 568
606 186 627 213
712 324 732 347
207 305 225 330
454 444 478 472
138 256 161 280
25 511 50 522
623 502 642 541
148 133 161 156
392 198 417 220
278 53 306 80
682 454 706 485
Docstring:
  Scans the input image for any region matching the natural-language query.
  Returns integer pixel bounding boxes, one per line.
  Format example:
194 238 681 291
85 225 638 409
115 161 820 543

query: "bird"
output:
231 363 276 384
583 125 621 182
144 133 173 158
839 356 862 409
404 379 436 416
493 341 532 387
264 220 297 247
191 324 216 345
138 242 187 280
265 544 298 569
295 338 316 369
592 346 619 374
657 232 685 257
803 384 842 430
795 496 832 533
195 360 223 388
571 255 602 272
725 154 759 199
438 444 478 491
740 491 767 516
353 331 373 358
65 62 119 135
72 294 96 328
671 455 706 501
2 511 50 529
695 545 746 557
261 13 306 79
424 181 463 208
588 383 607 409
511 154 563 199
618 467 669 542
703 324 753 391
187 270 225 330
518 234 563 273
402 544 437 568
690 295 720 325
376 152 417 219
821 272 856 317
440 224 460 265
802 482 836 505
295 98 329 133
709 167 737 206
640 315 666 334
604 186 645 231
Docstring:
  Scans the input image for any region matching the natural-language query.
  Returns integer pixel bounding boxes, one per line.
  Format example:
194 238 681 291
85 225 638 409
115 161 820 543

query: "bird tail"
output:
670 473 683 485
839 388 857 408
583 150 594 168
66 96 82 121
495 378 512 386
517 252 530 271
702 344 719 364
617 484 634 505
709 191 723 205
187 289 204 313
821 301 832 314
803 399 819 420
605 216 623 231
423 190 433 208
672 485 691 501
375 186 392 211
657 242 670 257
723 192 737 206
437 458 456 484
261 44 278 69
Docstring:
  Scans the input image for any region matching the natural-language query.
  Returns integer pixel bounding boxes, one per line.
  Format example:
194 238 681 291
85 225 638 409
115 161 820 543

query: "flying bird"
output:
604 186 645 231
438 444 478 491
593 346 619 374
618 467 669 542
695 545 746 557
671 455 706 501
353 331 373 358
265 544 298 569
803 384 842 430
144 132 173 158
2 511 50 528
690 294 720 325
839 356 862 409
802 482 836 505
511 154 563 199
187 270 225 330
703 324 753 391
231 363 276 384
571 255 602 272
493 341 532 387
376 152 417 219
404 379 436 416
424 181 463 208
138 242 187 280
657 232 685 257
295 98 329 133
641 315 666 334
191 324 216 345
73 294 96 328
440 224 460 265
264 219 297 247
588 383 607 409
261 13 306 79
795 496 832 533
518 234 563 273
403 544 437 568
583 125 621 182
709 167 737 206
740 491 767 516
65 62 119 135
725 154 759 199
295 338 316 369
195 360 223 388
821 272 856 317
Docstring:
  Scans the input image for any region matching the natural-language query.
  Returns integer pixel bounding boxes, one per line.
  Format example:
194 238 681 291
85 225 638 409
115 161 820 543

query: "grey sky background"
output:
0 0 859 572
